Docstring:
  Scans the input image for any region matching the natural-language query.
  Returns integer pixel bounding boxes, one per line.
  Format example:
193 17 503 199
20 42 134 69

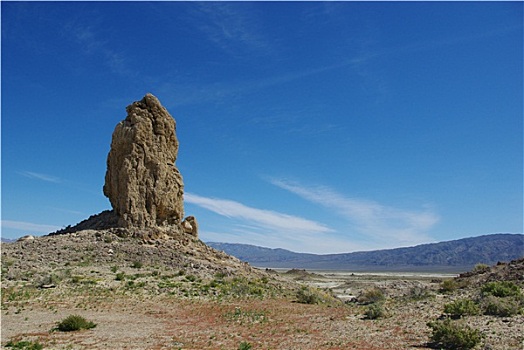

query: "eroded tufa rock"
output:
103 93 185 228
181 216 199 238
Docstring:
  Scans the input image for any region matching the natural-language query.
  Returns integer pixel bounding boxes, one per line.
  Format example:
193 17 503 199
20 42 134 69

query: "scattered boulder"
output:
103 93 185 229
182 216 199 238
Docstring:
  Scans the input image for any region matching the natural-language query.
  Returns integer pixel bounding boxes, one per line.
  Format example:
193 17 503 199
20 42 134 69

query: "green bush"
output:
443 299 480 318
131 261 143 269
427 318 483 350
482 295 521 317
238 341 252 350
440 279 458 293
358 287 385 304
296 286 321 304
364 303 386 319
56 315 96 332
185 274 197 282
115 272 126 281
481 281 521 298
5 340 43 350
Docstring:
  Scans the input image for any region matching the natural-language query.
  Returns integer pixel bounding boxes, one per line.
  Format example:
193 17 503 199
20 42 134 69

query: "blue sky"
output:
1 2 522 253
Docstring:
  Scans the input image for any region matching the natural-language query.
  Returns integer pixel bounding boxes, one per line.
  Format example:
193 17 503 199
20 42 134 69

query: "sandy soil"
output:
2 271 523 350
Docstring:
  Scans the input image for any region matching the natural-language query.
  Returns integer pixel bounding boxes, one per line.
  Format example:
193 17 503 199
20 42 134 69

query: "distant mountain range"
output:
208 233 524 273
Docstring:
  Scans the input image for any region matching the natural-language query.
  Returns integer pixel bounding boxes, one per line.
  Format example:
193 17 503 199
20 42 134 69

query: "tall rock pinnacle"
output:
103 93 185 228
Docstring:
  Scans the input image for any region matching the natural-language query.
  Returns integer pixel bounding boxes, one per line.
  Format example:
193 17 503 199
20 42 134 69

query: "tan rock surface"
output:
103 93 185 228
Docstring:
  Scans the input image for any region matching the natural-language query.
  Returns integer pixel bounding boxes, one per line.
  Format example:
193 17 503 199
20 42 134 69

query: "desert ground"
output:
1 233 523 349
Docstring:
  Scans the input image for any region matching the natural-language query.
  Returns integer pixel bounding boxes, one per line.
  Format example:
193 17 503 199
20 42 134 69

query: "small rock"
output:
17 235 35 242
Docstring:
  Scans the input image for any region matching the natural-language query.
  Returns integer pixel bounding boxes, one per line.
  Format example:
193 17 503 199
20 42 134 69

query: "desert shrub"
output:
56 315 96 332
296 286 321 304
228 277 264 297
131 261 143 269
481 281 521 298
238 341 252 350
115 272 126 281
185 274 197 282
71 275 83 283
427 318 483 350
358 287 385 304
407 286 433 301
364 303 386 319
126 280 147 289
207 279 223 288
5 340 43 350
482 295 521 317
110 266 119 273
440 279 458 293
443 299 480 318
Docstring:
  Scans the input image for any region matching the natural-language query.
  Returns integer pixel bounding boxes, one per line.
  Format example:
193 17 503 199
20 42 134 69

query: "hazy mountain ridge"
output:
208 233 524 272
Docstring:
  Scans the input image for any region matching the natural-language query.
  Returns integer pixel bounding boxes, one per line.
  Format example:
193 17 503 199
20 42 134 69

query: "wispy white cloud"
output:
66 23 132 77
158 54 368 109
185 186 439 253
18 171 61 183
269 178 439 248
2 220 60 233
185 192 363 253
188 2 271 57
185 192 332 234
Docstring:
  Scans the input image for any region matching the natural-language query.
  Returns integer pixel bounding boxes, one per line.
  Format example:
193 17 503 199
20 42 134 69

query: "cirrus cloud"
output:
185 192 333 235
269 178 439 247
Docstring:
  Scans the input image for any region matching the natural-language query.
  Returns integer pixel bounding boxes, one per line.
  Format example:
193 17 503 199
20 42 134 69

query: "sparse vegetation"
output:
5 340 43 350
481 281 521 298
358 287 385 304
427 318 483 350
238 341 252 350
440 279 458 293
131 261 143 269
225 307 268 324
296 286 326 305
406 286 433 301
473 263 489 273
364 302 386 319
2 230 522 349
481 295 522 317
443 299 480 318
55 314 97 332
219 277 268 299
